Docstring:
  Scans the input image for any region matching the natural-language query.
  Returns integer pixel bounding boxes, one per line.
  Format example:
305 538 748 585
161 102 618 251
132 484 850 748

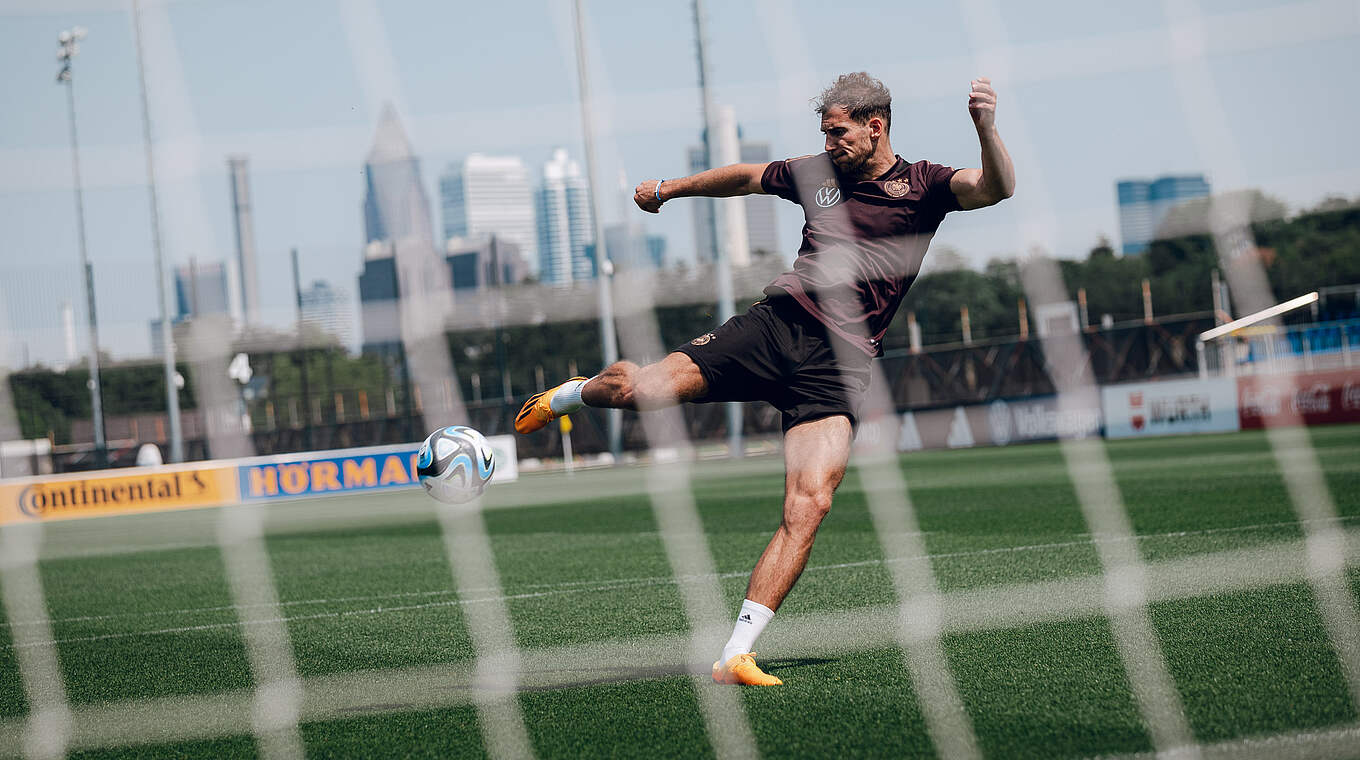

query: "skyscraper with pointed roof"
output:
358 104 448 352
363 104 436 247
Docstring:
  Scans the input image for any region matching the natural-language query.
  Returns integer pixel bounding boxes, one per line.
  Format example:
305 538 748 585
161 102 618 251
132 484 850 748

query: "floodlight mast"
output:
571 0 622 461
693 0 743 458
57 26 107 468
132 0 184 462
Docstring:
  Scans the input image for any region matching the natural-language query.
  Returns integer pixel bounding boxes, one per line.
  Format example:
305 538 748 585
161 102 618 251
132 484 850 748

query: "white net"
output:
1 1 1359 758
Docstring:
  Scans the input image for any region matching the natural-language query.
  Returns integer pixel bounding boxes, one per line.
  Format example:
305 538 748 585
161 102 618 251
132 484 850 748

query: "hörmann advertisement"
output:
237 436 519 502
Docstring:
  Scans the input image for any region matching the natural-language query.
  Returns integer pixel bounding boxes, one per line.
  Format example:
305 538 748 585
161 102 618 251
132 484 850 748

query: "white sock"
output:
720 599 775 664
549 377 592 414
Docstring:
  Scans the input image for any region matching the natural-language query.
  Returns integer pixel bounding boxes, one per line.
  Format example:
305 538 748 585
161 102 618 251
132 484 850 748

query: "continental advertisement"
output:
0 435 519 523
0 465 239 526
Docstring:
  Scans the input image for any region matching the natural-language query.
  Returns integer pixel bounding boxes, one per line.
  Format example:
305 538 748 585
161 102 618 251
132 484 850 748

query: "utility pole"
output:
693 0 743 458
571 0 623 461
132 0 184 462
291 248 312 450
57 26 107 468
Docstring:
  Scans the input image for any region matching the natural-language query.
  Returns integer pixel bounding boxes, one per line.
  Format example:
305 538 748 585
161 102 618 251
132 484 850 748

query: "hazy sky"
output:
1 0 1357 365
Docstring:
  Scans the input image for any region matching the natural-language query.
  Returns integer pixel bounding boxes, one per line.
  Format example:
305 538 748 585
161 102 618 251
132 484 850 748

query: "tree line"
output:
10 196 1359 444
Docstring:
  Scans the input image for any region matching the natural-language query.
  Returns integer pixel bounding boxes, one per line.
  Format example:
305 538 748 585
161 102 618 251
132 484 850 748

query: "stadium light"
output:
571 0 622 461
57 25 107 468
693 0 743 458
131 0 184 463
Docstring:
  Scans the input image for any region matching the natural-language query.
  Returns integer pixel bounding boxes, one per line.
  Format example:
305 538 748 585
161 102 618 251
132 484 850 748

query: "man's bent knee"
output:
782 488 834 541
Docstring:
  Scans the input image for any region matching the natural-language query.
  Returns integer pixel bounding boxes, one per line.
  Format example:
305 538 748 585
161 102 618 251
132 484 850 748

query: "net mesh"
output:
1 1 1358 758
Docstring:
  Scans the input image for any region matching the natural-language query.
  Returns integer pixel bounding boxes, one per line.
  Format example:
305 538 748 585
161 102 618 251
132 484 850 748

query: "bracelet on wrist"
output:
655 180 665 202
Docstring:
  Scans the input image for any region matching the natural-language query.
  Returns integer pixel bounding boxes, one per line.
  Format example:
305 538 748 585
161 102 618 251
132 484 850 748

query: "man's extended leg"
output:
515 352 707 434
714 414 853 685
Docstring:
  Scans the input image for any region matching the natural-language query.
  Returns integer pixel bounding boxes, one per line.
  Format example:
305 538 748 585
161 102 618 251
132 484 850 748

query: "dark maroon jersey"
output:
761 153 960 356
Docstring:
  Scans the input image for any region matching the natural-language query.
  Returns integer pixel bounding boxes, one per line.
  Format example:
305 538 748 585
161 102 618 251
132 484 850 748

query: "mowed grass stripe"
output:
6 516 1353 638
0 426 1354 758
0 600 25 720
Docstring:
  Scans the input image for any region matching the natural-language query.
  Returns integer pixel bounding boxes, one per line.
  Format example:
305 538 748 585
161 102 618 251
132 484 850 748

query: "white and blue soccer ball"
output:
416 425 496 504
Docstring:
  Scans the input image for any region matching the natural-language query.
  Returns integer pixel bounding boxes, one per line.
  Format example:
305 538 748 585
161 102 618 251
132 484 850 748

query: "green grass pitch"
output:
2 425 1359 758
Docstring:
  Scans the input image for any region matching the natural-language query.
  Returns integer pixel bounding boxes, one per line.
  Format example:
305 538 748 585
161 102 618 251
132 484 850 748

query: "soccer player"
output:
516 72 1014 685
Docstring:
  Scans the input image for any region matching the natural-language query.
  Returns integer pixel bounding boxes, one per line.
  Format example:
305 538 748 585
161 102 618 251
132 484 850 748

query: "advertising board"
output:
237 435 519 502
852 395 1102 453
1238 368 1360 429
0 464 238 525
1102 377 1239 439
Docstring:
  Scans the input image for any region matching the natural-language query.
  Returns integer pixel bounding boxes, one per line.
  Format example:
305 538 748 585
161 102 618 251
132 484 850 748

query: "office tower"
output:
688 111 780 265
445 236 528 291
439 154 538 273
227 156 260 325
174 260 231 320
359 105 448 352
1116 174 1211 255
536 148 594 284
363 104 438 248
299 279 357 353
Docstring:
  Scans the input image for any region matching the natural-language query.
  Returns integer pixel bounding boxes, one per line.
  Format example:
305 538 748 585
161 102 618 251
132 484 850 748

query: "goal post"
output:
1197 291 1318 379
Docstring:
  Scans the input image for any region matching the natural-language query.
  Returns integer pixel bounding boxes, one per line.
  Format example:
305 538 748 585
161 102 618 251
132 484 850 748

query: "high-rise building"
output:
227 156 260 325
174 260 231 320
440 155 538 274
363 104 438 248
358 243 399 352
536 148 595 284
300 279 357 353
358 105 447 352
153 259 232 358
688 113 780 265
445 236 528 291
596 223 667 273
1116 174 1211 255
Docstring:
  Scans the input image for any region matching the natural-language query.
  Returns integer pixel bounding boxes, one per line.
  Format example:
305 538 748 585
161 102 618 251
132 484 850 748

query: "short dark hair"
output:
814 72 892 133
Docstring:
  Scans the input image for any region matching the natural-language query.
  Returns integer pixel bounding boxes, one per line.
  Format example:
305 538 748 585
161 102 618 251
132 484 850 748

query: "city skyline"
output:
1 1 1356 367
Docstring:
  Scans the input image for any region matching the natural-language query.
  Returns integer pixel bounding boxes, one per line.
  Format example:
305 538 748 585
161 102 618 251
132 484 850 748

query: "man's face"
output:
821 105 880 175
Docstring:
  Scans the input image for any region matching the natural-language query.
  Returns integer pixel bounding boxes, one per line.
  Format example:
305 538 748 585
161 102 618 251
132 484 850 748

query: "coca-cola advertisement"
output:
1238 368 1360 429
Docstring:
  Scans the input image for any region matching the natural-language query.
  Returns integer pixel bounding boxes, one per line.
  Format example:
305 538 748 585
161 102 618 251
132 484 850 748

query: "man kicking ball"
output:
516 72 1014 685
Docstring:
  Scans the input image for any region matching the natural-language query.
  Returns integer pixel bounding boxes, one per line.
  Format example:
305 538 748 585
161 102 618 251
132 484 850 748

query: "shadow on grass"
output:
762 657 836 675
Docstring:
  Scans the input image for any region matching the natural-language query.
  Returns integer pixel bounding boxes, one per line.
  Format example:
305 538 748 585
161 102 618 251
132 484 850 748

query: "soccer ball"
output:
416 425 496 504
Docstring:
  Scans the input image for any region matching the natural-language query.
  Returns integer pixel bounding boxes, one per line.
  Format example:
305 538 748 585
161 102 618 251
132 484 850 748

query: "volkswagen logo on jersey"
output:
814 182 842 208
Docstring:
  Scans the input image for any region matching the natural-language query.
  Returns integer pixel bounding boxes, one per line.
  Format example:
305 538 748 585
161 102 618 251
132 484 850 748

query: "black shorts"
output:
672 296 872 433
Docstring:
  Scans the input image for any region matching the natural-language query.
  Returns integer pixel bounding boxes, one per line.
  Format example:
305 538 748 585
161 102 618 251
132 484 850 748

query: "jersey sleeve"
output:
760 159 801 204
922 162 962 215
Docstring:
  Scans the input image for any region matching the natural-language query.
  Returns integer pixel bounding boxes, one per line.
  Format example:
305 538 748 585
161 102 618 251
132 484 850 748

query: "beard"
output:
829 148 870 178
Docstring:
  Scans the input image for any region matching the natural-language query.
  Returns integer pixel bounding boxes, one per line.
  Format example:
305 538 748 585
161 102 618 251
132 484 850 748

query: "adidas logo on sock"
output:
738 614 752 623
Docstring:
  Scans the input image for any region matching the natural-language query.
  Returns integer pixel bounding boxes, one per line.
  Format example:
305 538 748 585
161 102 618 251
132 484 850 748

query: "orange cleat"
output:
514 377 587 434
711 653 783 686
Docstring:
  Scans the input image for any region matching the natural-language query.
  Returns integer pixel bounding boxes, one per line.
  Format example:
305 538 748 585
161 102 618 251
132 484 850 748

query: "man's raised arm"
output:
950 77 1016 211
634 163 769 214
